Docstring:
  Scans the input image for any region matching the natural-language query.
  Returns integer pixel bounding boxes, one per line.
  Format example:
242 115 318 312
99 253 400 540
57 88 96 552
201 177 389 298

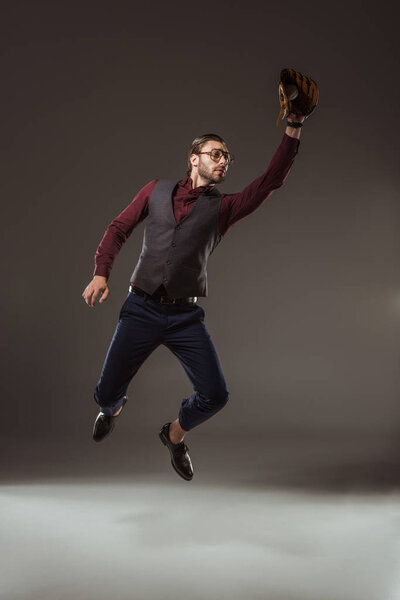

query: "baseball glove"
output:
276 68 318 126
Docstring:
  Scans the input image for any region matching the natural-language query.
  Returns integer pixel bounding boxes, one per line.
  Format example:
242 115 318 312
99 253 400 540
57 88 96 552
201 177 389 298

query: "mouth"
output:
214 169 225 175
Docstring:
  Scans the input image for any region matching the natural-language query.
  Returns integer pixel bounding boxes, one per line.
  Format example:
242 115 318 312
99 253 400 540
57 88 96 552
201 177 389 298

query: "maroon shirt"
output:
94 133 300 279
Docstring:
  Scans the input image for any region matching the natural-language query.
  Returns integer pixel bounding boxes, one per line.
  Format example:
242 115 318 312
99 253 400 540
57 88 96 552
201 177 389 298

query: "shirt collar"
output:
180 175 215 195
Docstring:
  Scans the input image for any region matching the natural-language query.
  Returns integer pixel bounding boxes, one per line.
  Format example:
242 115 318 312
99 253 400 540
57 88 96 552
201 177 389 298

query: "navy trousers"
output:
94 292 229 431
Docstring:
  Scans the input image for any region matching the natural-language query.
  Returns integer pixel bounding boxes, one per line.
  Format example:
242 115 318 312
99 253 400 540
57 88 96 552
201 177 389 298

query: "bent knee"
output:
216 389 229 409
199 389 229 412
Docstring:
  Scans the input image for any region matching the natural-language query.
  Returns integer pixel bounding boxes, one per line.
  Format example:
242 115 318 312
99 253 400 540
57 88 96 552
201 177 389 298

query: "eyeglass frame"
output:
195 148 234 165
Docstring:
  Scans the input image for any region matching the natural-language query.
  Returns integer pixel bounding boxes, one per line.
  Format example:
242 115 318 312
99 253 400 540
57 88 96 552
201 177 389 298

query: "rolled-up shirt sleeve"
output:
219 134 300 235
93 179 157 279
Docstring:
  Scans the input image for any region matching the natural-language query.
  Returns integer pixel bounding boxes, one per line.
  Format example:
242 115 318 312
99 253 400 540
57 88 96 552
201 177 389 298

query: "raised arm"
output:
82 179 157 307
219 114 304 235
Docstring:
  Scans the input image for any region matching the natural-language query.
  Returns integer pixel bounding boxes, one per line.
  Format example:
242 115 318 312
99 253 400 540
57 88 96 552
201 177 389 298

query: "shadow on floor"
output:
3 429 400 495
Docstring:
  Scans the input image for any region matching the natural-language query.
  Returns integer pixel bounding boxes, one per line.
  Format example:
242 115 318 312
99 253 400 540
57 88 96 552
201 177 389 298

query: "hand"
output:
82 275 109 307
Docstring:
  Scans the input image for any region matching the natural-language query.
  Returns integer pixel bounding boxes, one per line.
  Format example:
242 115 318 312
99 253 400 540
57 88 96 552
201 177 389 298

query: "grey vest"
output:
131 179 222 297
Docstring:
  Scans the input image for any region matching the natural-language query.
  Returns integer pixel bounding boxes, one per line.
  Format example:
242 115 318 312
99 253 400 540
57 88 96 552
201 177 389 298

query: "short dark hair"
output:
186 133 228 175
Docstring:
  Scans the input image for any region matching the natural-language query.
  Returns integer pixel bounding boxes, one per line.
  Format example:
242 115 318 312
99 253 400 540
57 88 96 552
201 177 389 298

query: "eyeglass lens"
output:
210 149 231 163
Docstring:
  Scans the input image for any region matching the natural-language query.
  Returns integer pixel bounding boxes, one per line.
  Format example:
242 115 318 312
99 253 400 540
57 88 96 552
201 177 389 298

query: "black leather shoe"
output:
92 397 127 442
159 422 193 481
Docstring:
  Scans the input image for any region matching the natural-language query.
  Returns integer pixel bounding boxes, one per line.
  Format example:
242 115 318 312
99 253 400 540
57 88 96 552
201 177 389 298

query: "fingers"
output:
99 287 109 303
82 285 95 307
89 289 100 306
82 282 109 307
82 286 89 304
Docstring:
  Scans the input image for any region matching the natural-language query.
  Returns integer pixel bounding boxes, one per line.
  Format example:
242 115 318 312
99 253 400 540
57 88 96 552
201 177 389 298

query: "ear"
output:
190 153 198 169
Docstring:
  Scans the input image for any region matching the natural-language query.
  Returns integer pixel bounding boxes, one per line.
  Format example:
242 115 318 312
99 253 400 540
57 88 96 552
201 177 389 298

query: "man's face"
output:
193 141 230 184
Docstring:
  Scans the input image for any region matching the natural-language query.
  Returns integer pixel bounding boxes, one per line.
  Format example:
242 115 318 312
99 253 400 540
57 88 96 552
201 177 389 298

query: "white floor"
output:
2 479 400 600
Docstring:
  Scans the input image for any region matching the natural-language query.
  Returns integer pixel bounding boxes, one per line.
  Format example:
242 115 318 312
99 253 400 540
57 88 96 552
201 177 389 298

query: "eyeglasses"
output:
196 148 234 165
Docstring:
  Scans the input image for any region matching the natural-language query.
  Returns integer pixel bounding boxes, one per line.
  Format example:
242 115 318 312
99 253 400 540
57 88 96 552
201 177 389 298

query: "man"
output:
82 112 305 481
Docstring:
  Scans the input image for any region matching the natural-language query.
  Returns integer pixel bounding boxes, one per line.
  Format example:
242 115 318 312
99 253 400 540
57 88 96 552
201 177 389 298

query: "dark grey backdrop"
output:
2 0 399 480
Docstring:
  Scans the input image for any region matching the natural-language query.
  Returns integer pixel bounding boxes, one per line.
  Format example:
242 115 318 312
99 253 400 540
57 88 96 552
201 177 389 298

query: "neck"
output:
189 172 214 189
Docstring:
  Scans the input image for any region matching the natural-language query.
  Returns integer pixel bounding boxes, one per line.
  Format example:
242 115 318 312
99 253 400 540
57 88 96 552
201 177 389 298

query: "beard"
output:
197 159 227 184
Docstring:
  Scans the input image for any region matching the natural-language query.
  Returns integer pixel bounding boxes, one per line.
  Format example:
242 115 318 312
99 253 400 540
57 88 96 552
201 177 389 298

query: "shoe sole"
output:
159 431 193 481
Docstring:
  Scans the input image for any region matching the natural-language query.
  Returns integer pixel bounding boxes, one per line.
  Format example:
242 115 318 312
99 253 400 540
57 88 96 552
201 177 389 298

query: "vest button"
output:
163 277 168 282
176 225 181 230
166 260 171 265
171 242 176 247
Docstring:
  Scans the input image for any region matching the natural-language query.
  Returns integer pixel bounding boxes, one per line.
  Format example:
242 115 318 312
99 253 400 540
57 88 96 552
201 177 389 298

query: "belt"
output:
129 285 197 305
